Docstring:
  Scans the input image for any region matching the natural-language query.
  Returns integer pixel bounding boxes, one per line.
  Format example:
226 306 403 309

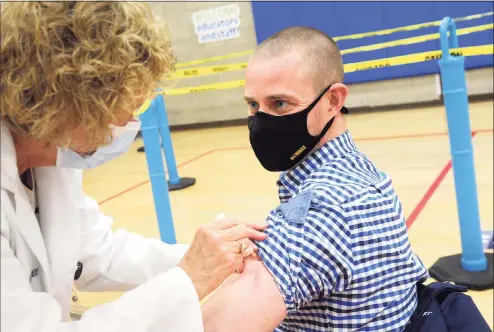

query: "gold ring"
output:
238 241 247 253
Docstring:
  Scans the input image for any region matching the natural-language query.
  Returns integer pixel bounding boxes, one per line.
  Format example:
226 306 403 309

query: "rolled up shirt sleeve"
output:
255 191 354 313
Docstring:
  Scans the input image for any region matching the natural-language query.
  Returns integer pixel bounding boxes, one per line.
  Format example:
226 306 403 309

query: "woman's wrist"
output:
178 262 207 300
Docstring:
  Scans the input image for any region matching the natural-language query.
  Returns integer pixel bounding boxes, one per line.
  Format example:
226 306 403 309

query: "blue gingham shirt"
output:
256 130 429 331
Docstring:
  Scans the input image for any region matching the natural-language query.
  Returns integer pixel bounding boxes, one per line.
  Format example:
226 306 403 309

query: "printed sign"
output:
482 230 493 250
192 4 241 44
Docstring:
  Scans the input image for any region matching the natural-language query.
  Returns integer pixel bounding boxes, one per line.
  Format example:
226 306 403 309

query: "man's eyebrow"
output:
244 94 297 102
266 94 296 100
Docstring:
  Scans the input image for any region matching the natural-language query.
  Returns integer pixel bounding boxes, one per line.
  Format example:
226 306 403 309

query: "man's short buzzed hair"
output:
254 26 344 91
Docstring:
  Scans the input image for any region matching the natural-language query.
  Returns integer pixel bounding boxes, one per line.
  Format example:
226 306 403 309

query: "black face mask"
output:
247 85 348 172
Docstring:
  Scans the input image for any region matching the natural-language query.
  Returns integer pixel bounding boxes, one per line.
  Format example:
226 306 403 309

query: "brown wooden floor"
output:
76 100 493 328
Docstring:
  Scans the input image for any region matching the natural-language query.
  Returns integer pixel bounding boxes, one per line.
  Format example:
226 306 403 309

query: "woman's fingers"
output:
235 243 258 274
245 222 269 231
223 238 251 253
178 221 265 300
210 219 239 230
211 217 269 232
223 224 268 242
241 239 258 254
238 239 258 254
242 247 256 258
236 260 245 274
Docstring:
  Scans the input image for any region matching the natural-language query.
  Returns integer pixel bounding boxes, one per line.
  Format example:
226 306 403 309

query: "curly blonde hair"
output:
1 2 175 149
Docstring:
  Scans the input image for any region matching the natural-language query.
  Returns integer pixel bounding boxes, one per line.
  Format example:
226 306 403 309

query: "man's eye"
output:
274 100 287 108
248 101 259 110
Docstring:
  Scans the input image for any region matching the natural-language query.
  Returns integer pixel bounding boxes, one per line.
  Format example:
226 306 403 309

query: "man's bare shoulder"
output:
222 254 284 298
202 255 287 332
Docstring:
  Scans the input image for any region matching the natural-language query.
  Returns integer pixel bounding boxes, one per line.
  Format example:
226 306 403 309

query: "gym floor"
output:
76 99 493 328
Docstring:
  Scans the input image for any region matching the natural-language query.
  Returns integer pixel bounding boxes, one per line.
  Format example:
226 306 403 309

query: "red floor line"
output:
97 149 215 205
406 161 453 228
356 131 448 142
176 149 216 168
98 129 491 205
405 131 479 229
215 147 251 151
475 128 494 134
98 179 151 205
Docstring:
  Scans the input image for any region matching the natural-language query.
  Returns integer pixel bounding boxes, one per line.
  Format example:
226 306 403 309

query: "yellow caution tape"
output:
134 81 246 115
164 79 246 96
167 45 493 95
334 11 493 41
134 44 493 115
166 24 493 79
176 50 253 68
174 11 493 68
168 63 247 80
341 23 493 55
343 44 493 73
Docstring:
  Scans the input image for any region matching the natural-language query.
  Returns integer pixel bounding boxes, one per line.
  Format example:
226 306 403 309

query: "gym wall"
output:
147 1 493 127
147 2 258 126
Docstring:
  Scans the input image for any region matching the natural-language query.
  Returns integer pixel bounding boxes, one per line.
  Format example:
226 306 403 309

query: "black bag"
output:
404 282 492 332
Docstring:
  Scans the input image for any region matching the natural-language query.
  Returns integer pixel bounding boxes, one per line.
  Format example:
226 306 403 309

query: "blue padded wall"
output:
251 2 493 84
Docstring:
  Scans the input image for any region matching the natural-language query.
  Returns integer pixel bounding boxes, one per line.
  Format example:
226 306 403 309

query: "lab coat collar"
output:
1 122 22 193
1 122 52 291
35 166 81 309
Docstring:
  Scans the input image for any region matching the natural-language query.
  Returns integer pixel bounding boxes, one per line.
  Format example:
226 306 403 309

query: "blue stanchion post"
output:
154 93 196 191
139 98 177 244
440 17 486 271
155 94 182 184
428 17 493 290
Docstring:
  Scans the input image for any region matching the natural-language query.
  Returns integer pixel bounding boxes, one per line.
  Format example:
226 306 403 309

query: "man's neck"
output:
287 116 347 172
315 114 347 150
11 131 57 175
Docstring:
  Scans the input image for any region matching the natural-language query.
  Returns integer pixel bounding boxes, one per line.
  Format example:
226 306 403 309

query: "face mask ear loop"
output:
303 84 334 139
306 84 333 114
316 116 336 140
308 85 348 139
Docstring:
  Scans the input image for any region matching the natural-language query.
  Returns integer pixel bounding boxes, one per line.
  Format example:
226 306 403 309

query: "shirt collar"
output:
278 130 357 199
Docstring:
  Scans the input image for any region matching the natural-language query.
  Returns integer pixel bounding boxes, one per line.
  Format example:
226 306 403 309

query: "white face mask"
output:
56 120 141 169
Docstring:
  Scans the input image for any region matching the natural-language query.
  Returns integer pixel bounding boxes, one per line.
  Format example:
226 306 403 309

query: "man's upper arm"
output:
201 256 287 332
201 189 354 331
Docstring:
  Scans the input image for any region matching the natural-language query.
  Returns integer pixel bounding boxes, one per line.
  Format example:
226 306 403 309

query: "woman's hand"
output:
178 219 268 300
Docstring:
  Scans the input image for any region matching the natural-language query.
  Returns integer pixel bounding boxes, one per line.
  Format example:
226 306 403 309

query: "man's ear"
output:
329 83 348 114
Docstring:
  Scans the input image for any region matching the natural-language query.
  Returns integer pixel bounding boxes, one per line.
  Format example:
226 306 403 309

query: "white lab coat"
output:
0 123 204 332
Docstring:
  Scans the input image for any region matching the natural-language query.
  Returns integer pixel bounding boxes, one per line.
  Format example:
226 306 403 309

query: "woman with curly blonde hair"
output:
1 2 267 331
